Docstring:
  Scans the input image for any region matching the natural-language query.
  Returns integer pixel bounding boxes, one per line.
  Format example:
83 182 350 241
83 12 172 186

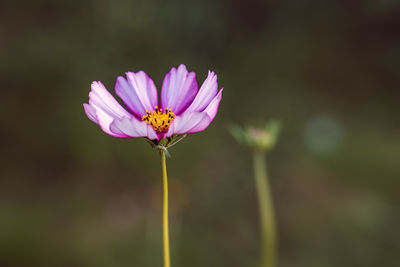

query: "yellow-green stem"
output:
160 150 171 267
253 152 277 267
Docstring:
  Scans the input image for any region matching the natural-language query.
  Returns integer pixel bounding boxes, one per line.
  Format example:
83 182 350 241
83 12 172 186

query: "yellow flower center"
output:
142 106 176 133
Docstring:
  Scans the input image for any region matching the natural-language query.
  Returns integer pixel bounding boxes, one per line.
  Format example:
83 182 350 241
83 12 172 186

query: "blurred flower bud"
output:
229 120 281 152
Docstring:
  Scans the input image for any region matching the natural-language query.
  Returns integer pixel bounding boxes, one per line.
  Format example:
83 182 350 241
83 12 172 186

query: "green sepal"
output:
144 134 188 158
143 138 157 148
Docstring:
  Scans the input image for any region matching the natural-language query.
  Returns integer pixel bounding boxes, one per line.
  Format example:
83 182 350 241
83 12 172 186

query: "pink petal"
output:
83 103 98 124
89 81 132 118
110 117 158 140
166 112 212 137
115 71 158 117
203 88 223 121
94 106 130 138
184 71 218 113
85 81 132 138
161 64 198 115
127 71 158 109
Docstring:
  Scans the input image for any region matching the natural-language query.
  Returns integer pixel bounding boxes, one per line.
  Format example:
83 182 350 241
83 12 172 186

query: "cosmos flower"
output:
83 64 223 142
229 120 280 152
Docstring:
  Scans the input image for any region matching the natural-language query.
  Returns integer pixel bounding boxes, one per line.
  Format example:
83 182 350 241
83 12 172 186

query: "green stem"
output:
160 150 171 267
253 152 277 267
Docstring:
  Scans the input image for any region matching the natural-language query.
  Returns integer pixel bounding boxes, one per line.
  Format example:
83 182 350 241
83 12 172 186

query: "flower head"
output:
229 120 281 152
83 64 223 145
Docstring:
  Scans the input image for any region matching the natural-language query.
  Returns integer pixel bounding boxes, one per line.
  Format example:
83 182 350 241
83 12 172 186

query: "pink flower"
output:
83 64 223 142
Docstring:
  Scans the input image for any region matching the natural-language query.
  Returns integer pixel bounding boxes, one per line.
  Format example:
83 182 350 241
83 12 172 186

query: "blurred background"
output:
1 0 399 266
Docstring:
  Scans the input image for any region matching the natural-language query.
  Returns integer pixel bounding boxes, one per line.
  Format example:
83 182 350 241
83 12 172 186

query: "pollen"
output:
142 106 176 133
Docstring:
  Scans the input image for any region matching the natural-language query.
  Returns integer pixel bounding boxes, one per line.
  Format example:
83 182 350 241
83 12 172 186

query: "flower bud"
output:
229 120 281 152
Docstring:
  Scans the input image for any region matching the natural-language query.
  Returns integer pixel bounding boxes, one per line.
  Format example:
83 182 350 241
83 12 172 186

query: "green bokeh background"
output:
1 0 399 266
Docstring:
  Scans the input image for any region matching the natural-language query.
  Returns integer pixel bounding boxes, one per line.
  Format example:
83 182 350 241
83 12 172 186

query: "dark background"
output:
1 0 399 266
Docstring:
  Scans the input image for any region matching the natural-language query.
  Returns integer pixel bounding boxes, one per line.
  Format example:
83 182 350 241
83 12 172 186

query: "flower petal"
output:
110 117 158 140
166 112 212 137
184 71 218 113
85 81 132 138
89 81 132 118
83 103 99 124
127 71 158 111
161 64 198 115
115 71 158 117
203 88 223 121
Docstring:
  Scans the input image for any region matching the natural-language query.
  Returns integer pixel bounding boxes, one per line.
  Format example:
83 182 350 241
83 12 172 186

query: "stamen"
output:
142 106 176 133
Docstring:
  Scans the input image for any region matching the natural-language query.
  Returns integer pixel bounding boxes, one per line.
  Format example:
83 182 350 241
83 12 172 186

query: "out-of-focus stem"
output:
160 150 171 267
253 152 277 267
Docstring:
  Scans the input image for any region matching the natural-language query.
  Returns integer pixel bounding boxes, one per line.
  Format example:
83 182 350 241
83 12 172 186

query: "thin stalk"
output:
253 152 277 267
160 149 171 267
